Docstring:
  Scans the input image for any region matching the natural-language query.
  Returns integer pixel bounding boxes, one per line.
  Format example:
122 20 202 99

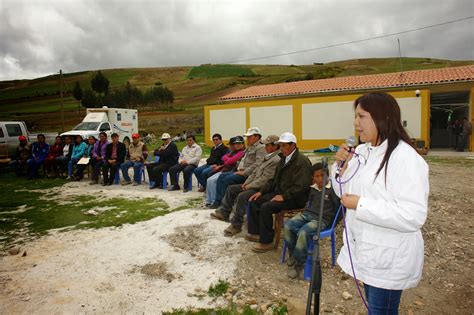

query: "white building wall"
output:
302 101 355 139
209 108 246 140
250 105 293 137
398 97 422 138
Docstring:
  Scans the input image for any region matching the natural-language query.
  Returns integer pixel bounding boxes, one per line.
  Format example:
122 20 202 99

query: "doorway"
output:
430 91 470 149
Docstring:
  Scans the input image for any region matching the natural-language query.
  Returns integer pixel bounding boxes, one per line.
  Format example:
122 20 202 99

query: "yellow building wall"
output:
204 90 430 150
471 87 474 151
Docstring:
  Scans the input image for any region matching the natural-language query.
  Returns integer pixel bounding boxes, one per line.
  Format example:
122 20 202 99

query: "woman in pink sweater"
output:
205 136 245 206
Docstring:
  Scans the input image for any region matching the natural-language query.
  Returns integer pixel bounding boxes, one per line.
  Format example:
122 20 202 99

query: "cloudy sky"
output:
0 0 473 81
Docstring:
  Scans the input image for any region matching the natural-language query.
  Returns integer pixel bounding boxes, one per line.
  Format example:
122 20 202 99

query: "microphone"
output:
336 136 357 178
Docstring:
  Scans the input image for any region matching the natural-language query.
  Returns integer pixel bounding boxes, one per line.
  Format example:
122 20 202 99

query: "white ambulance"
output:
61 107 138 146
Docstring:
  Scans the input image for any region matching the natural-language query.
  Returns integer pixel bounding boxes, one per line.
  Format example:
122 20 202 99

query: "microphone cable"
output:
334 151 371 313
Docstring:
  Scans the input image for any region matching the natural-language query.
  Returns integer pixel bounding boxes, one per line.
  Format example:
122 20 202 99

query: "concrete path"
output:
427 149 474 157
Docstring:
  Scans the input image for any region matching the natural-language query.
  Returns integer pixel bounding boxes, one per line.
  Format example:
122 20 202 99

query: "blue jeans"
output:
205 172 221 205
283 212 326 265
364 284 402 315
193 164 215 188
26 158 45 178
68 158 81 176
121 161 144 184
215 172 245 203
56 156 70 174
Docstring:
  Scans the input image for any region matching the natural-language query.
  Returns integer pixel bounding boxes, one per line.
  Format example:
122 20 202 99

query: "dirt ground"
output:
0 158 473 314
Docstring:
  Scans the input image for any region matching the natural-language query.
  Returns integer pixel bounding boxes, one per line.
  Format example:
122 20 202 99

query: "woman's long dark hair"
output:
354 92 414 181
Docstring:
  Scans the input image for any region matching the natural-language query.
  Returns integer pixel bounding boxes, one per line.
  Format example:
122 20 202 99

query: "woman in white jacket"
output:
333 92 429 314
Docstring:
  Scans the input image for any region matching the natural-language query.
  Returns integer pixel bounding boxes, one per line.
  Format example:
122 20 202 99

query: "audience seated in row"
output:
8 127 343 282
211 127 266 208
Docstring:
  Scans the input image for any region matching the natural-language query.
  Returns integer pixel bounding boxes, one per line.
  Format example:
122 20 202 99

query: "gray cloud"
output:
0 0 473 80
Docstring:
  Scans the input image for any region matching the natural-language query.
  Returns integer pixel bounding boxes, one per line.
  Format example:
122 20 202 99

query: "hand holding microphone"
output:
335 136 356 178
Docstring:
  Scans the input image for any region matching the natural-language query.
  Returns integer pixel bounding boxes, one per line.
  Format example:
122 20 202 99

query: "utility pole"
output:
59 69 65 132
397 38 405 91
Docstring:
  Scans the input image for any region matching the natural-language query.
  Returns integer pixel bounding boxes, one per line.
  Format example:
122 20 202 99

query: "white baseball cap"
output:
276 132 297 144
161 133 171 140
243 127 262 137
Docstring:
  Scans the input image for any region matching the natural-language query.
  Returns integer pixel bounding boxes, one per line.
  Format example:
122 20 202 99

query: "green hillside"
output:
0 57 472 133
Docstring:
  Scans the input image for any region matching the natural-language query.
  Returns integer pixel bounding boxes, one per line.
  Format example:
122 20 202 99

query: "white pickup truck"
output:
60 107 138 146
0 121 58 158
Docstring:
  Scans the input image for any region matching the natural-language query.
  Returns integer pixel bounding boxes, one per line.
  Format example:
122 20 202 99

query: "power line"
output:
218 16 474 64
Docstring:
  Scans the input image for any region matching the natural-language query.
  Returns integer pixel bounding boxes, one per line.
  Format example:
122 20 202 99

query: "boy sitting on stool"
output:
283 162 340 279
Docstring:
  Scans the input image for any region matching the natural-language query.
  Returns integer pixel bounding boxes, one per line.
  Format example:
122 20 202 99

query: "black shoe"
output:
210 210 229 222
168 185 180 191
209 202 220 209
183 188 189 193
102 183 108 186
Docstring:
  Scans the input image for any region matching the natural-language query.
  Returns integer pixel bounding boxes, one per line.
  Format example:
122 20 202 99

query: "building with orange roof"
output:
204 65 474 151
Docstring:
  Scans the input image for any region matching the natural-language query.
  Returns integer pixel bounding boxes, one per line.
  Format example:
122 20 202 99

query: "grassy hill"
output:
0 57 472 134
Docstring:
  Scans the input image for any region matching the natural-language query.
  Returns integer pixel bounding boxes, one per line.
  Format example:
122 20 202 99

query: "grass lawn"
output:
188 65 256 78
0 172 202 249
0 97 78 114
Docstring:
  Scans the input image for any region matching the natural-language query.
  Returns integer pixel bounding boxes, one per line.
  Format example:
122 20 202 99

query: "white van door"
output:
4 122 25 156
0 125 6 149
99 122 112 138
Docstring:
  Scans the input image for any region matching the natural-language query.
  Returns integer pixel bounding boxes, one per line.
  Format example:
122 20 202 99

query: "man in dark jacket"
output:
147 132 179 189
9 135 31 176
193 133 228 192
102 133 126 186
457 116 472 152
247 132 312 253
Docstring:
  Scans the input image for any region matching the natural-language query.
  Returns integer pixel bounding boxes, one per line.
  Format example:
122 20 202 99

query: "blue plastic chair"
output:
114 163 146 185
280 205 342 281
161 171 193 190
148 156 163 188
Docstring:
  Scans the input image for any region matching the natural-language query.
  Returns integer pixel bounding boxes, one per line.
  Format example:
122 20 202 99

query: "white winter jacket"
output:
331 140 429 290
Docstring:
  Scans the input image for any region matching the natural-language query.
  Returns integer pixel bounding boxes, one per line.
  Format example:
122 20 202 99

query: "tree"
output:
163 86 174 110
72 82 83 111
143 85 174 110
81 89 98 108
124 81 142 108
91 71 110 95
